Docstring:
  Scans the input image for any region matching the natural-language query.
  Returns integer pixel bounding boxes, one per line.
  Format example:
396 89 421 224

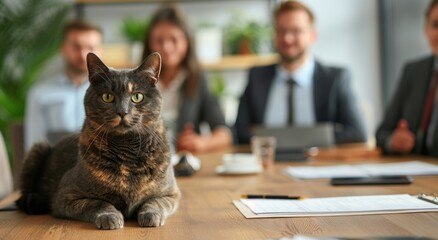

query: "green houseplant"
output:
120 17 150 43
120 17 150 63
0 0 72 159
224 11 272 55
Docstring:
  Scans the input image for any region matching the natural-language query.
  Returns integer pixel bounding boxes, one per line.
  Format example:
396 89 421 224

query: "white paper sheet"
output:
284 161 438 179
235 194 438 218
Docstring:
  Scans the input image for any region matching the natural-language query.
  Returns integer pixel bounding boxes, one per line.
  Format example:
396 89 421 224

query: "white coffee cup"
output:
222 153 261 172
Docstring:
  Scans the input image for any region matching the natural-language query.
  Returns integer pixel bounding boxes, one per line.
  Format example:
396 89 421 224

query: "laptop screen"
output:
253 123 334 160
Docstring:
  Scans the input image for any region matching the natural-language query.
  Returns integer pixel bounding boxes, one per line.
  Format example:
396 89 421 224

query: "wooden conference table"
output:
1 144 438 239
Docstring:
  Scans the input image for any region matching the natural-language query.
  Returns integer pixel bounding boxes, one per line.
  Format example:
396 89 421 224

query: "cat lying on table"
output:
16 52 181 230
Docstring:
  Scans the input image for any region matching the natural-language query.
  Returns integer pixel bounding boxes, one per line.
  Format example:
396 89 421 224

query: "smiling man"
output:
234 0 366 145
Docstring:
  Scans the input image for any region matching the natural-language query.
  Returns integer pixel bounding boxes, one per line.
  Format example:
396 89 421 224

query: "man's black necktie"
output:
287 78 295 125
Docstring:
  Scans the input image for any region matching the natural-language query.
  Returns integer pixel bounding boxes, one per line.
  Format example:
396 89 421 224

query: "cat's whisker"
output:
135 125 143 157
98 128 109 161
62 134 81 147
98 127 104 159
82 122 107 159
94 64 112 83
90 122 107 135
89 123 105 135
142 126 167 154
104 128 110 160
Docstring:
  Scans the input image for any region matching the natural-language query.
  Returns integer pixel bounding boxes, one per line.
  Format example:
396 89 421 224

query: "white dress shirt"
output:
264 56 316 127
0 132 13 199
25 74 89 150
157 70 186 140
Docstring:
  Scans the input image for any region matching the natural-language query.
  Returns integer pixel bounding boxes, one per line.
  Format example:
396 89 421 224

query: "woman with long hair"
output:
141 4 232 153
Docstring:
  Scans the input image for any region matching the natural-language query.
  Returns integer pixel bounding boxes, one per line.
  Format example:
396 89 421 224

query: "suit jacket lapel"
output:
429 123 438 157
177 79 193 134
415 56 435 153
312 62 325 121
257 65 277 123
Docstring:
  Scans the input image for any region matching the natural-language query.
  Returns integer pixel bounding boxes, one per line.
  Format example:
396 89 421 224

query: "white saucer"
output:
215 165 262 175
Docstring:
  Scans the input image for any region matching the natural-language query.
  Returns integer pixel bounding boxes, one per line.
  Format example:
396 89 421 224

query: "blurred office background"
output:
1 0 432 144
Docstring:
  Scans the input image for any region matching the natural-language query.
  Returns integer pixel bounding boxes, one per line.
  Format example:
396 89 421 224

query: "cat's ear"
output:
87 52 109 83
136 52 161 85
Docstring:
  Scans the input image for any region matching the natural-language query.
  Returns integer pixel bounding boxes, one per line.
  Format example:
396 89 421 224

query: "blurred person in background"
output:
234 0 366 144
141 4 232 153
0 132 13 199
25 19 103 150
376 0 438 157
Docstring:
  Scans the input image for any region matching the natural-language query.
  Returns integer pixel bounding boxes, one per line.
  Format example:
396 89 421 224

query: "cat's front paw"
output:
138 210 165 227
95 212 124 230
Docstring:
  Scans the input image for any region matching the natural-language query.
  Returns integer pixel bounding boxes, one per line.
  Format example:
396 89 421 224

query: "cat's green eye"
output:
131 93 144 103
102 93 114 103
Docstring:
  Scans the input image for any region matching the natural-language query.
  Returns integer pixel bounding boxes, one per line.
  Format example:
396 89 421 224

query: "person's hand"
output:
176 124 208 153
390 119 415 153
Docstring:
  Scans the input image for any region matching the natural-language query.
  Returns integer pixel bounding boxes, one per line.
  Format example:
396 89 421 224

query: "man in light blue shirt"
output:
25 19 103 150
264 56 315 127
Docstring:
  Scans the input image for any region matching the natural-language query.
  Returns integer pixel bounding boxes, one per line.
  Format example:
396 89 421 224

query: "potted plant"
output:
224 11 272 55
0 0 72 161
120 17 150 63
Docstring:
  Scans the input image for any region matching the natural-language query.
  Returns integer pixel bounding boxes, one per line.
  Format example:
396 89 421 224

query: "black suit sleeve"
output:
375 63 411 153
198 74 227 131
333 68 367 144
234 69 254 144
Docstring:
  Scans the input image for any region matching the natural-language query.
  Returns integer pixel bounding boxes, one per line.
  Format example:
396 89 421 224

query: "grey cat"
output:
16 52 181 230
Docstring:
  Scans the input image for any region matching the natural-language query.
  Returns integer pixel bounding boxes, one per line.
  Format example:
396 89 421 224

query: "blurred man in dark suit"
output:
234 0 366 144
376 0 438 157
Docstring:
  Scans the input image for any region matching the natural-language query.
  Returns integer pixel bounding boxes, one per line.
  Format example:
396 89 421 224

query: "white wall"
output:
384 0 430 102
303 0 381 140
81 1 272 44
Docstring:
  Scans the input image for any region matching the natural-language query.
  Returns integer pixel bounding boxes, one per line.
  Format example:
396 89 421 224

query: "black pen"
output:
241 194 304 200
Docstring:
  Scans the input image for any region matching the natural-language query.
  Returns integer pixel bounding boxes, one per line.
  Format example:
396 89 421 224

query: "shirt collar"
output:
276 56 315 88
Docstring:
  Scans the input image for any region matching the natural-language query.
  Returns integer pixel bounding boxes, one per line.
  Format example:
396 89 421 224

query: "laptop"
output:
253 123 335 161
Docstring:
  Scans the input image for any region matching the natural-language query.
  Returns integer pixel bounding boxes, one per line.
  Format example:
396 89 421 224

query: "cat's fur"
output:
16 52 180 230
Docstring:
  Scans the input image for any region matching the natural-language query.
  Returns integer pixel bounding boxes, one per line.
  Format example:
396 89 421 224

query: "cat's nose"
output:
117 112 127 119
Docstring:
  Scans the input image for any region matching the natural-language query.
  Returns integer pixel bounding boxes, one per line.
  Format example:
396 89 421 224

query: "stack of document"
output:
284 161 438 179
268 235 435 240
233 194 438 219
